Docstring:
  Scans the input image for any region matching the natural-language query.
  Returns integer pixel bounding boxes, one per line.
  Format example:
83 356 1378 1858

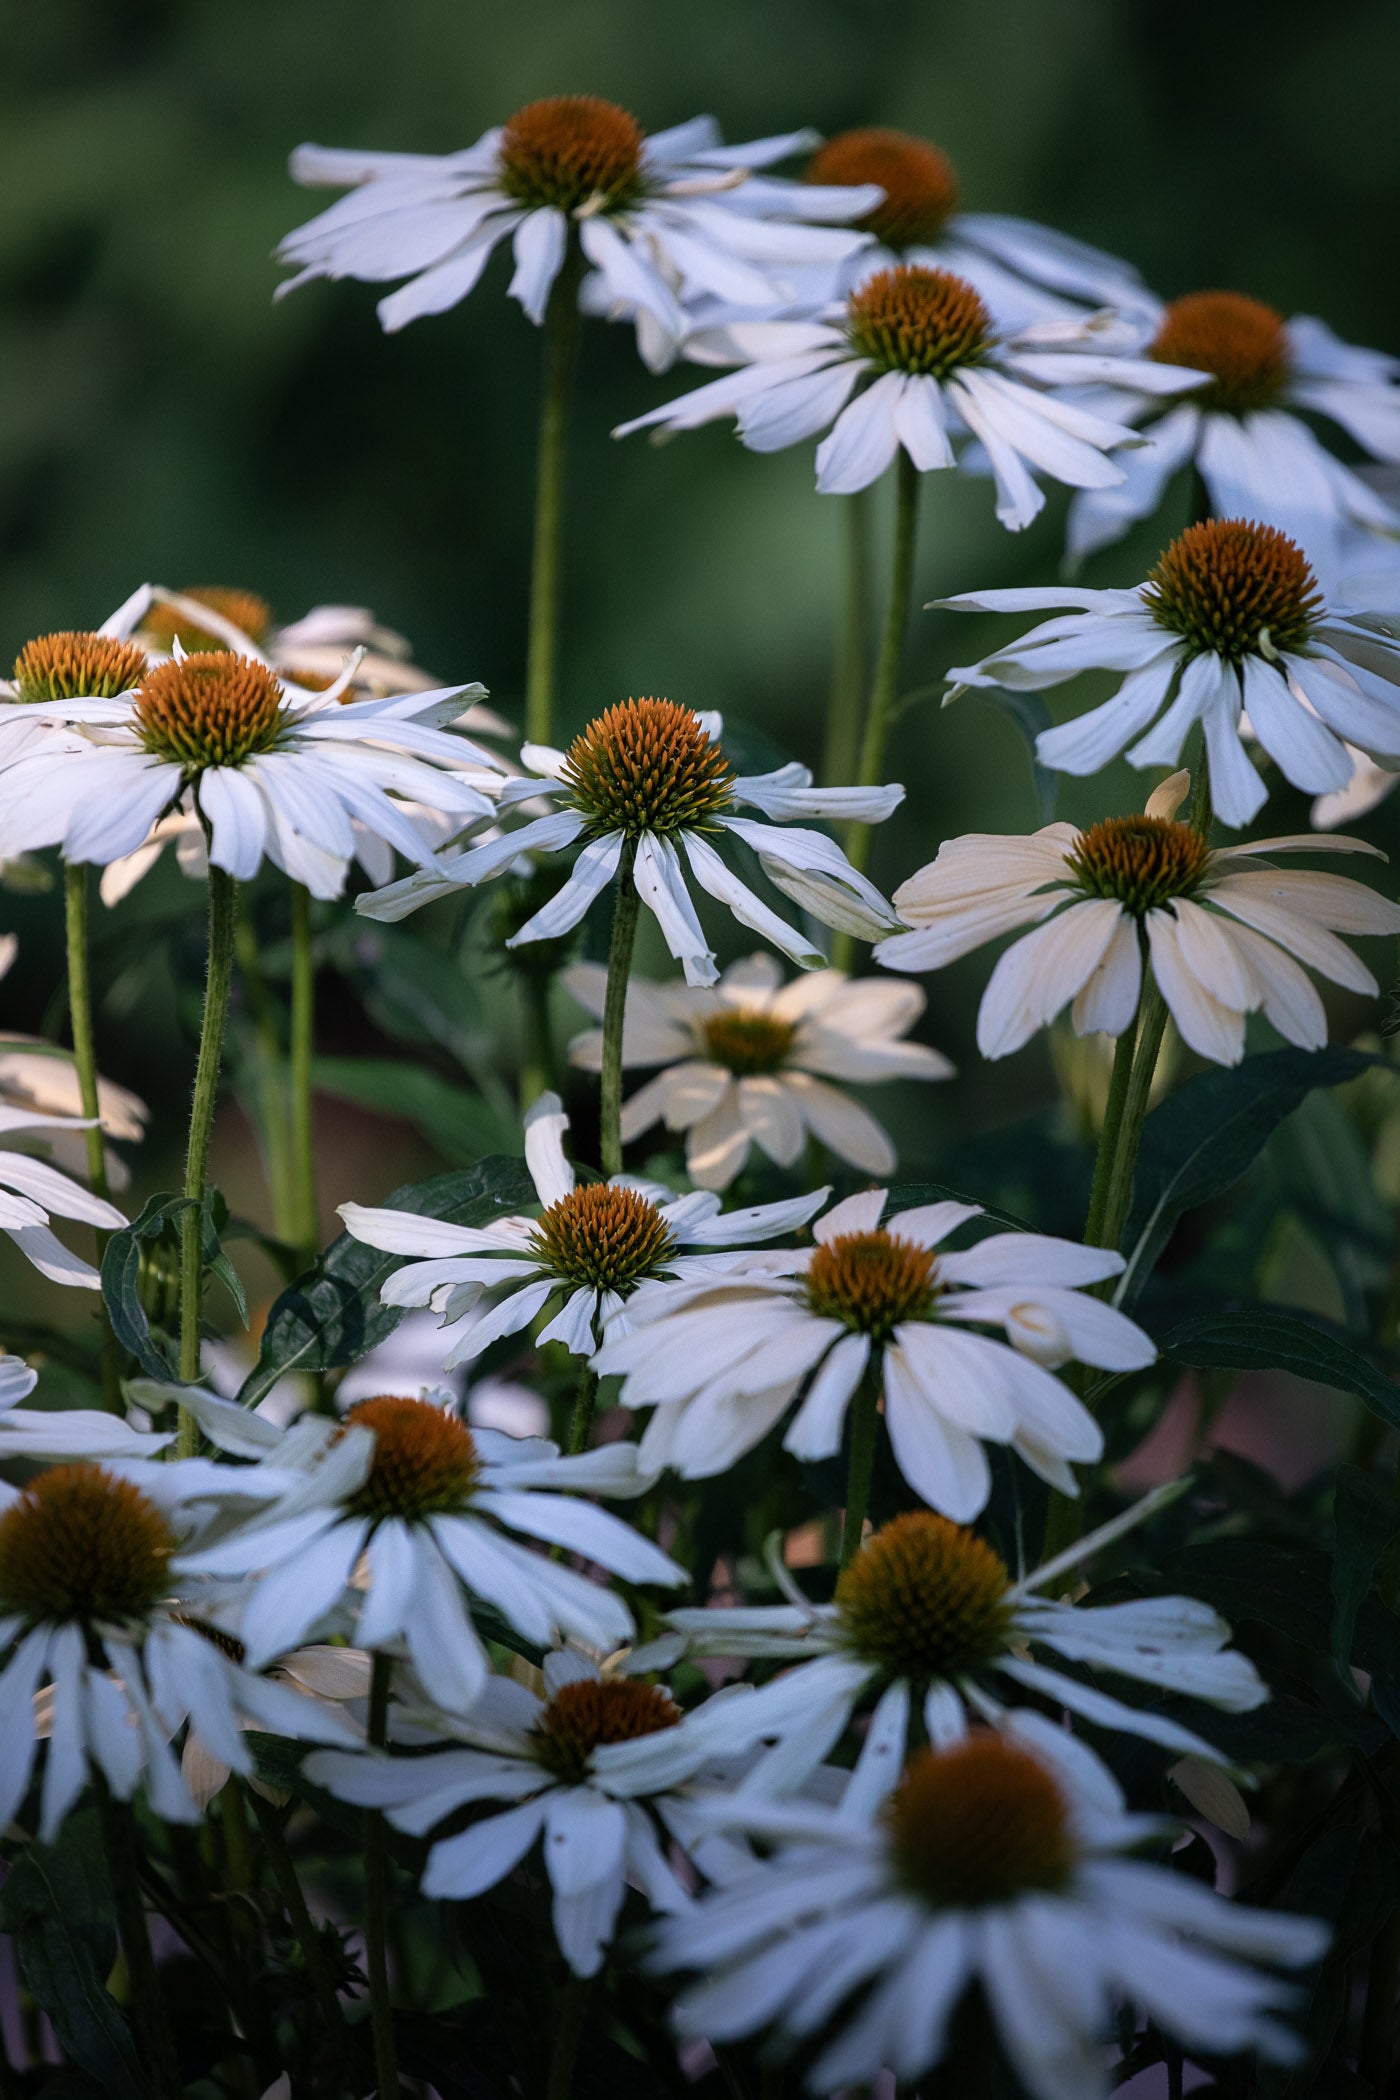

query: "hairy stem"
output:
179 867 238 1451
234 916 296 1241
525 245 583 749
565 1363 600 1459
848 449 921 866
365 1654 399 2099
63 861 121 1409
599 842 641 1178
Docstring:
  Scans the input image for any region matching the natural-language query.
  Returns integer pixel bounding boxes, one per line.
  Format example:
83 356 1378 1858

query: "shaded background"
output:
3 0 1399 1380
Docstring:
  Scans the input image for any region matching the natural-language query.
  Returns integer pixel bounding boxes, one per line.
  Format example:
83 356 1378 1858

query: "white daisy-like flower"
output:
172 1383 686 1716
0 1461 356 1841
614 265 1197 526
306 1647 750 1977
675 126 1155 345
180 1639 373 1812
0 1103 127 1287
123 582 451 700
564 953 952 1189
0 1011 146 1190
0 642 504 901
339 1090 828 1367
1059 289 1400 578
648 1732 1327 2100
357 697 901 986
939 519 1400 827
277 98 875 368
592 1187 1153 1521
617 1498 1264 1815
876 771 1400 1066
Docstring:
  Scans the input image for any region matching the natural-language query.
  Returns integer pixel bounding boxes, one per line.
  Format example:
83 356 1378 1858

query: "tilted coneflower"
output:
564 950 952 1189
0 640 502 897
622 1498 1265 1812
305 1648 739 1978
173 1380 687 1717
357 697 901 987
0 1462 353 1840
1060 286 1400 577
650 1733 1327 2099
339 1088 828 1367
276 97 875 361
939 520 1400 826
877 771 1400 1065
591 1186 1154 1525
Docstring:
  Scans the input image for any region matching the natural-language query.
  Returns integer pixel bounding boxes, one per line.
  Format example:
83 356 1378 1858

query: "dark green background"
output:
3 0 1397 1321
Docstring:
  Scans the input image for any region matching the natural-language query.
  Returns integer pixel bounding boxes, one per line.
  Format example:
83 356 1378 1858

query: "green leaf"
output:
1119 1047 1386 1307
0 1809 149 2099
100 1190 247 1377
323 920 491 1072
1330 1464 1400 1671
1158 1307 1400 1430
885 1181 1036 1235
236 1155 535 1408
312 1057 511 1164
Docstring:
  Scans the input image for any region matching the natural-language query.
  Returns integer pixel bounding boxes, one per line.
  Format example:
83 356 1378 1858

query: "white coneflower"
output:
277 99 875 367
358 698 901 985
0 1103 126 1288
938 520 1400 826
614 264 1193 525
650 1735 1326 2099
592 1188 1153 1520
564 953 951 1188
340 1090 827 1364
877 772 1400 1065
1060 289 1400 577
0 643 503 900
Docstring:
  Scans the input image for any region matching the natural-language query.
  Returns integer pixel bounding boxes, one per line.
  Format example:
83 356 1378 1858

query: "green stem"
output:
1094 974 1168 1258
63 862 121 1410
822 488 872 789
525 244 583 750
289 883 318 1270
839 1369 881 1570
520 971 556 1111
365 1654 399 2100
848 449 922 862
95 1783 182 2100
545 1970 590 2100
1081 1009 1139 1251
178 869 238 1451
234 917 296 1241
248 1788 358 2097
565 1363 600 1459
599 842 641 1178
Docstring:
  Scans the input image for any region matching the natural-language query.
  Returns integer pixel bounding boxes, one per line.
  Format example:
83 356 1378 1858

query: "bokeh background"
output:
4 0 1399 1425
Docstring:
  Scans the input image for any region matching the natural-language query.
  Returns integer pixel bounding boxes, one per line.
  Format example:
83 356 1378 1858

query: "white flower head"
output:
277 99 875 369
0 636 505 900
0 992 147 1190
172 1383 686 1717
940 519 1400 827
673 126 1156 346
356 697 902 986
340 1089 830 1366
0 1104 127 1287
649 1731 1327 2100
877 772 1400 1067
630 1494 1265 1820
1061 290 1400 579
306 1647 749 1976
564 952 952 1189
0 1460 355 1841
592 1188 1154 1521
615 265 1198 528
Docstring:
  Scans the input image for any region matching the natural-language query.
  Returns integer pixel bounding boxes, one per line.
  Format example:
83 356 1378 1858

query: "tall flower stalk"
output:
287 882 318 1269
822 489 872 789
598 842 642 1178
525 246 585 749
63 863 121 1407
178 868 238 1452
